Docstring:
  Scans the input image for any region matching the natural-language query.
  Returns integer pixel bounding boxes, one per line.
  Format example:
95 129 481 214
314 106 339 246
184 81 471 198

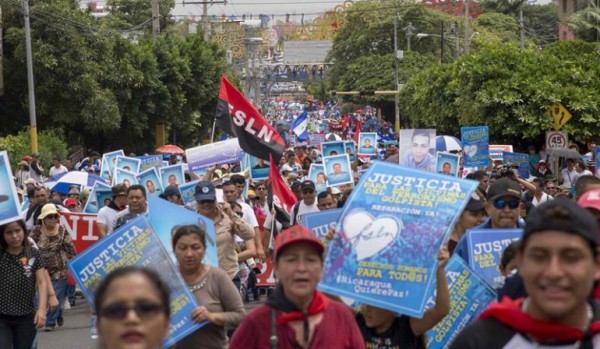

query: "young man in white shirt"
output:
290 180 320 225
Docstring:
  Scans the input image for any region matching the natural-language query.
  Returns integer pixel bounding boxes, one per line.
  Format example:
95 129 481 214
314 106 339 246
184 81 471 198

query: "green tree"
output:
566 0 600 41
400 41 600 144
0 129 68 172
103 0 175 31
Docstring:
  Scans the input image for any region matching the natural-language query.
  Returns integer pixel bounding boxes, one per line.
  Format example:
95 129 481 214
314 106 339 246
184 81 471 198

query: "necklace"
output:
186 266 209 293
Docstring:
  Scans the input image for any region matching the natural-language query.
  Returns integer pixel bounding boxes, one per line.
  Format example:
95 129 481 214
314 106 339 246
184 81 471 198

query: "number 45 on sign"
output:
546 103 572 131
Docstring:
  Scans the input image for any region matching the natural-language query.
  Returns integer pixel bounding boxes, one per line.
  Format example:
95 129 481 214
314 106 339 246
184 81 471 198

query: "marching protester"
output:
290 180 319 225
15 160 30 189
0 219 48 349
447 195 487 255
450 199 600 348
96 184 128 238
94 267 171 349
29 153 44 183
30 203 77 331
111 185 149 232
172 225 245 349
193 181 255 289
229 225 366 348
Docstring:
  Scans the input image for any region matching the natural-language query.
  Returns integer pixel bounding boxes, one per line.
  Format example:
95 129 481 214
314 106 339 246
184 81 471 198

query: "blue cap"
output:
195 181 216 201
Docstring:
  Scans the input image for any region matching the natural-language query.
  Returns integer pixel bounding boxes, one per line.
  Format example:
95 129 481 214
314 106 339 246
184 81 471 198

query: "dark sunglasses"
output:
45 214 60 220
493 199 520 210
546 186 557 190
256 187 266 191
99 301 164 320
199 200 215 205
302 189 314 194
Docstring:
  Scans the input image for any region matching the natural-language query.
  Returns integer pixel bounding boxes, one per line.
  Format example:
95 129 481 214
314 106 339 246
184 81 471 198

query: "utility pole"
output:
453 21 460 59
23 0 38 152
151 0 165 148
464 0 470 54
151 0 160 39
404 22 415 51
182 0 227 42
519 7 525 50
0 5 4 96
393 15 400 132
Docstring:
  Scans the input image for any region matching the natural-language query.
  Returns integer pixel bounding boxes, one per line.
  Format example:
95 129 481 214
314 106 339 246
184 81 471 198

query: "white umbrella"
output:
44 172 110 194
436 135 462 152
325 133 342 141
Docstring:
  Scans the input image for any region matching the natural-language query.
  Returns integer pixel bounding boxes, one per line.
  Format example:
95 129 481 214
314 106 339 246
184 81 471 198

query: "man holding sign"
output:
451 199 600 348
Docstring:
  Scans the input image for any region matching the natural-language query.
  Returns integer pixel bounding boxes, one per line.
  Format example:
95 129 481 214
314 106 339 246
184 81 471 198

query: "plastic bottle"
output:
90 315 98 339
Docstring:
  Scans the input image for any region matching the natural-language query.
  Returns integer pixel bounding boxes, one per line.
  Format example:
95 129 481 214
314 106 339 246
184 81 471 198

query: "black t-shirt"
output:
0 248 44 316
356 312 420 349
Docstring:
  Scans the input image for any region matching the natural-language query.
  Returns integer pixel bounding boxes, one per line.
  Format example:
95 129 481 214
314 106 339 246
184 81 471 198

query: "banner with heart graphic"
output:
319 162 478 318
424 255 497 349
461 126 490 168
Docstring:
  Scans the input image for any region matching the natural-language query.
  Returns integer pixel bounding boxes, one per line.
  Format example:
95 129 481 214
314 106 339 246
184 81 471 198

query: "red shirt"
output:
229 301 365 349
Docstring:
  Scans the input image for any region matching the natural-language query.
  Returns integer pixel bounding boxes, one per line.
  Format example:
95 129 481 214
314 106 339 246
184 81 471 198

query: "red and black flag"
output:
215 75 285 163
266 154 297 230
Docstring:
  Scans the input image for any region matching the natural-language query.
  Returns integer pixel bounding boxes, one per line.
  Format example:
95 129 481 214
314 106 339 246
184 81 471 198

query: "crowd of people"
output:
4 126 600 349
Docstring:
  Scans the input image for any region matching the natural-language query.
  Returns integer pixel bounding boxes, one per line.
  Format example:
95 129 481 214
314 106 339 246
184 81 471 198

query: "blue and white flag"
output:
291 111 309 142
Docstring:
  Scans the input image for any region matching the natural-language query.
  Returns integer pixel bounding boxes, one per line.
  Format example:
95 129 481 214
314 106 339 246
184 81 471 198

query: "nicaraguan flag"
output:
291 111 309 142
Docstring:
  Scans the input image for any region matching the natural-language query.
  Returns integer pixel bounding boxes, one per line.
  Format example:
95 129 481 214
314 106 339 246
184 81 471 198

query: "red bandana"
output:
276 290 330 325
480 297 600 343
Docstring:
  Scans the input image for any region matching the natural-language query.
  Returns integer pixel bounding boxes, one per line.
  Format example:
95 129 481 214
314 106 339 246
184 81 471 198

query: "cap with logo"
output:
486 178 521 202
162 185 181 198
301 180 316 191
195 181 216 201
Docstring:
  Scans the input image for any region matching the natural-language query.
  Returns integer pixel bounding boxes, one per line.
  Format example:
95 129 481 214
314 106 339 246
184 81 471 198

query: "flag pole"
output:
210 118 216 143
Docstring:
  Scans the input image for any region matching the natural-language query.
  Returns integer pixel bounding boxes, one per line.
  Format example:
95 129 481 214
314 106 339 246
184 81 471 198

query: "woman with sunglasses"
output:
172 225 245 349
30 203 77 331
0 219 48 349
94 266 170 349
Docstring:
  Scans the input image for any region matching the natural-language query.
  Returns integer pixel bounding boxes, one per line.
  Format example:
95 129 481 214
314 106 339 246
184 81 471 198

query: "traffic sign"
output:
546 131 568 149
546 103 572 130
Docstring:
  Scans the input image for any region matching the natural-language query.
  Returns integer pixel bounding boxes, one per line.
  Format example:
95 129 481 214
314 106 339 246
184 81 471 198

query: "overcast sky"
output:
171 0 350 21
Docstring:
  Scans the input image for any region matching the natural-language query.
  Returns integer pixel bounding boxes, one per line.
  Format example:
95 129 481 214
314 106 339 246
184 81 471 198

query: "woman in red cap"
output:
230 225 365 349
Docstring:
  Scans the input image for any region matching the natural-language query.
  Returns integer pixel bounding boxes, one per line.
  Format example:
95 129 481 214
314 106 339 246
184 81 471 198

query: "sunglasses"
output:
546 186 557 190
256 187 266 191
45 214 60 220
199 200 215 205
493 199 520 210
99 301 165 320
302 189 314 194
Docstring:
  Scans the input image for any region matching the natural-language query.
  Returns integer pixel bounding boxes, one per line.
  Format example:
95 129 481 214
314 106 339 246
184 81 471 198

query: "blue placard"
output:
435 153 459 177
319 162 478 317
159 164 185 189
595 147 600 173
308 164 328 193
461 126 490 167
303 209 343 244
147 195 218 268
425 255 497 349
115 156 142 174
358 133 377 156
185 139 243 175
67 216 203 348
83 182 112 214
113 168 139 187
466 229 522 289
137 154 164 172
344 141 357 162
0 151 21 225
323 154 353 187
137 168 164 197
248 154 270 181
322 141 345 157
179 179 200 206
503 152 530 178
100 150 125 182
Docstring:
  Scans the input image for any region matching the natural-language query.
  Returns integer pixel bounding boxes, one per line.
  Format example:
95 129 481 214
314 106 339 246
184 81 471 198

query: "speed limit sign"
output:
546 131 568 149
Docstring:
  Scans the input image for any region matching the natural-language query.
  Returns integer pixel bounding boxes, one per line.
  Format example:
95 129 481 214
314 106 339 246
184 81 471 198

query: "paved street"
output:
38 296 265 349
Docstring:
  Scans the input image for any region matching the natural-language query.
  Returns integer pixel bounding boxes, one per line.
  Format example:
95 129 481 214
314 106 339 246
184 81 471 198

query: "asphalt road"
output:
38 295 265 349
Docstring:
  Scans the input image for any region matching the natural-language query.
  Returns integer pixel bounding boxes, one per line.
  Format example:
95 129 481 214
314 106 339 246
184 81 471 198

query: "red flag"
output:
354 117 362 144
267 154 297 213
215 75 285 163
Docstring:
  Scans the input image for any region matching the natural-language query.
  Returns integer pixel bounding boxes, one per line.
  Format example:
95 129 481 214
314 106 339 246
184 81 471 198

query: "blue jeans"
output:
66 284 76 303
46 278 67 327
0 313 36 349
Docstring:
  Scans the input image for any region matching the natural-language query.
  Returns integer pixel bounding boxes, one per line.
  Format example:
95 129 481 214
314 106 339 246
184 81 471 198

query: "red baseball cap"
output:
275 225 324 261
64 198 78 208
578 189 600 212
23 155 32 162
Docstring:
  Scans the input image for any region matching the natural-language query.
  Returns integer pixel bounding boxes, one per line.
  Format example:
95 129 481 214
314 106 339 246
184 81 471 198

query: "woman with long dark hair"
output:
0 219 48 349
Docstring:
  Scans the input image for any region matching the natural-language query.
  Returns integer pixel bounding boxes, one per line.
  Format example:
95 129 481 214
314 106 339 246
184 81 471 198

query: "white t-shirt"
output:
49 165 68 177
97 206 119 233
561 168 578 188
291 201 319 225
532 193 552 207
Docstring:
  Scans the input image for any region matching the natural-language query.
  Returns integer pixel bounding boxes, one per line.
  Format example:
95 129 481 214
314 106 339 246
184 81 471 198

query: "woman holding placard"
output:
172 225 245 349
